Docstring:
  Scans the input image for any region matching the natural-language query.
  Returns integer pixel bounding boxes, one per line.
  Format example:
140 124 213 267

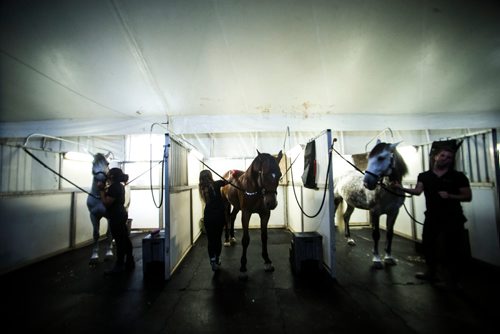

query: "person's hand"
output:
391 181 402 189
97 181 105 190
438 191 449 199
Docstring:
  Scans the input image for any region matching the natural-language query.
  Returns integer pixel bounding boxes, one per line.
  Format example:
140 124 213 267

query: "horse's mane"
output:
248 152 278 175
391 149 408 182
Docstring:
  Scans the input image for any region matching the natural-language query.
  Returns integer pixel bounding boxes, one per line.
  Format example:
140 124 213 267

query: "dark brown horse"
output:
221 150 283 279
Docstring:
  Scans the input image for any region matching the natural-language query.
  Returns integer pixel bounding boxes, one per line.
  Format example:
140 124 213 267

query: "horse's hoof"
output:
105 249 114 259
90 252 99 263
347 238 356 246
383 255 397 265
230 237 237 245
264 263 275 272
372 255 383 269
223 241 231 247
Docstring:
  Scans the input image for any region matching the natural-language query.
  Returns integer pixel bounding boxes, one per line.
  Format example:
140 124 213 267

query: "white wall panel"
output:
287 186 303 232
169 190 193 272
464 187 500 266
127 189 161 229
74 192 96 246
192 190 203 239
0 193 71 273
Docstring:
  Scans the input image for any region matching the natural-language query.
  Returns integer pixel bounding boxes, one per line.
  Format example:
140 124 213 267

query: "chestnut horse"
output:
221 150 283 279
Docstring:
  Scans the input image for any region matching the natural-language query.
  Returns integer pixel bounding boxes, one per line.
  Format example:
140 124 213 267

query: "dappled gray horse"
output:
86 153 113 263
334 140 408 268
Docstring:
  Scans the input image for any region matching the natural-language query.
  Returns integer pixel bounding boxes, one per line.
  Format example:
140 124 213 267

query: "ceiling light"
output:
64 151 93 162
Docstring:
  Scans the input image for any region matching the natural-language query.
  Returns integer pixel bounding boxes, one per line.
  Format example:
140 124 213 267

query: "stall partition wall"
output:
400 129 500 267
1 192 75 274
285 130 336 277
0 141 102 274
162 134 210 279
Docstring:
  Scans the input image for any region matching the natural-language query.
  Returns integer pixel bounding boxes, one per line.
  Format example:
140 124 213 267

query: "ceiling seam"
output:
110 0 170 119
0 49 129 117
213 0 249 113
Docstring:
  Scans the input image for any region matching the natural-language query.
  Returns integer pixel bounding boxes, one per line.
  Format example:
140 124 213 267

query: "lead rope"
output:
289 142 334 218
196 158 260 196
330 145 366 175
23 147 99 199
23 146 162 200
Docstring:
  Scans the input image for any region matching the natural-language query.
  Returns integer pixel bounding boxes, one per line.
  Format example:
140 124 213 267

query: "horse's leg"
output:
224 204 231 246
259 211 274 272
224 207 238 247
383 210 399 265
370 211 383 269
104 218 114 259
89 213 101 263
229 208 238 245
343 204 356 246
239 210 251 280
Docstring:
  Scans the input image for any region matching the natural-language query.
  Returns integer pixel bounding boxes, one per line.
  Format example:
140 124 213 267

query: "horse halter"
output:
364 152 395 182
93 170 107 180
255 169 279 196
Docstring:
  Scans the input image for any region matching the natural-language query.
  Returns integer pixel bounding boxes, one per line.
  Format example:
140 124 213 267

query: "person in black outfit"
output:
98 167 135 275
199 170 227 271
397 146 472 288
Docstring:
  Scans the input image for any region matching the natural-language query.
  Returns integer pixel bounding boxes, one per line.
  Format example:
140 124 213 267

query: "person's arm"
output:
97 181 116 207
398 181 424 196
438 186 472 202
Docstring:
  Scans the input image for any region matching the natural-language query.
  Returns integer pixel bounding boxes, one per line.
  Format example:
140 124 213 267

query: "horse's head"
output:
253 150 283 210
92 153 110 183
363 140 407 190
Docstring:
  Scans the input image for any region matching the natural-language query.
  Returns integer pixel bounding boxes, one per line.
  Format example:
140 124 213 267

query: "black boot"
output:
125 255 135 271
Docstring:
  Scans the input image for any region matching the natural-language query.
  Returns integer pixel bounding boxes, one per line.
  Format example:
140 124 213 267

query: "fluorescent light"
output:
64 151 93 162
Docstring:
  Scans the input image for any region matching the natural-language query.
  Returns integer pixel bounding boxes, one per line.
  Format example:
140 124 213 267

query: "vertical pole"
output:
189 188 194 244
466 137 474 182
326 129 336 278
69 192 76 249
474 135 481 181
491 129 500 245
482 133 490 182
164 133 171 280
300 186 304 232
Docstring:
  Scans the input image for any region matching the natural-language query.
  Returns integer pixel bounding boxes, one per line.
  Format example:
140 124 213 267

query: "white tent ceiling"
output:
1 0 499 140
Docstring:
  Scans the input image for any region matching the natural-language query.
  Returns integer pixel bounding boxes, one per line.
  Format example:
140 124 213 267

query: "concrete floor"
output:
1 227 499 334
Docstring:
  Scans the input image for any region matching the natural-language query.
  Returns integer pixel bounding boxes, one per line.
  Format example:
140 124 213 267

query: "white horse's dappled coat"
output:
334 141 408 267
86 153 113 263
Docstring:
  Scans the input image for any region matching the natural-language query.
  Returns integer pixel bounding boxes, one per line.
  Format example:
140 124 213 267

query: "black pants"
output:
204 215 225 261
422 217 465 282
109 214 133 265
